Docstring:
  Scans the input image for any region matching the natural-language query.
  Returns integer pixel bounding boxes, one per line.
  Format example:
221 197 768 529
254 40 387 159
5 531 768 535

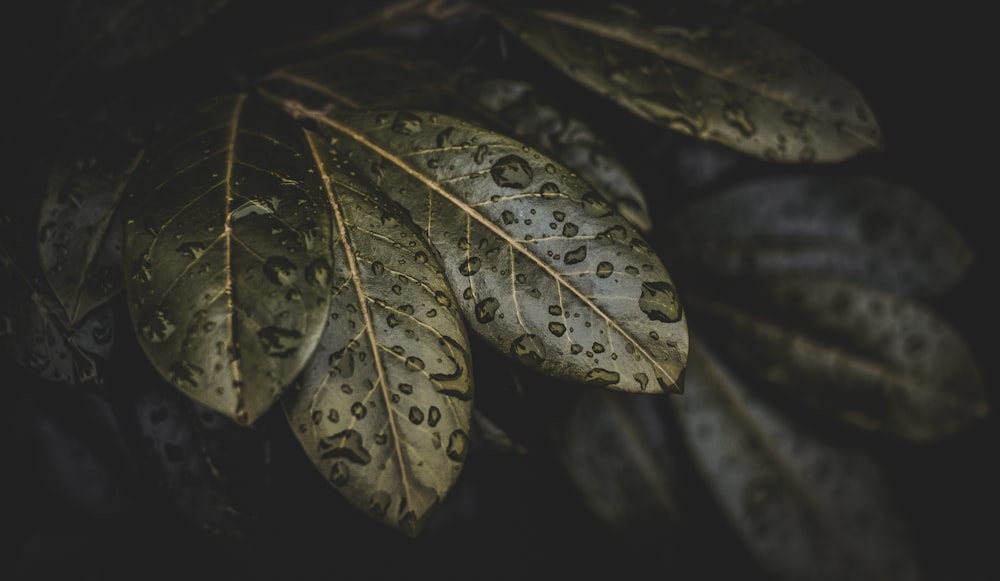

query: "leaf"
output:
122 94 335 425
453 74 654 232
687 276 988 441
664 174 973 297
134 379 271 537
283 130 474 536
673 337 921 581
1 244 114 386
556 389 678 532
37 128 143 324
489 1 882 162
285 105 687 394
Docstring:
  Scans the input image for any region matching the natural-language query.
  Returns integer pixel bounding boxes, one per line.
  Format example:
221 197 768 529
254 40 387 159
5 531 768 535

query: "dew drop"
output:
564 246 588 265
169 360 204 388
434 291 451 307
398 383 413 395
548 322 566 337
592 342 605 353
596 261 614 278
405 356 425 371
371 261 385 276
491 155 533 189
459 257 482 276
305 257 331 286
391 111 423 134
351 402 367 419
408 406 424 425
585 368 620 386
474 144 489 164
427 406 441 427
139 308 175 343
263 256 297 286
562 223 579 237
414 251 428 264
446 430 469 462
258 327 303 357
475 297 500 323
570 344 583 354
175 241 207 260
633 373 649 390
369 490 391 517
329 462 349 486
318 429 371 464
553 211 565 222
548 305 562 316
510 334 546 367
501 210 515 225
639 281 683 323
581 192 613 217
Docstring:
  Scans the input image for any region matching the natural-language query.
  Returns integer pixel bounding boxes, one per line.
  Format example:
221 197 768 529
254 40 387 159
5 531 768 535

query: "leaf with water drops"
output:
664 174 972 298
37 129 143 324
673 338 921 581
556 389 679 533
489 1 882 162
283 130 474 536
1 244 113 386
134 379 271 537
453 73 653 232
287 106 687 394
687 276 988 441
122 94 335 425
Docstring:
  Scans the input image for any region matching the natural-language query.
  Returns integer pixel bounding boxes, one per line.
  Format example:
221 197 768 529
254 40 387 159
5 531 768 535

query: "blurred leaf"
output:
122 94 335 425
556 389 678 532
674 337 921 580
454 74 653 232
687 276 988 441
283 104 688 394
1 245 114 386
489 1 882 162
38 129 142 324
134 379 271 538
665 174 972 297
283 130 473 536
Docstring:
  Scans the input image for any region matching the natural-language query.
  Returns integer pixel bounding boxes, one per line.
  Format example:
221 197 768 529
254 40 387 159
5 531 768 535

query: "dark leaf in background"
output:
674 337 921 580
664 174 972 298
38 127 143 324
122 94 335 425
295 107 688 394
686 276 988 441
284 130 473 536
489 1 882 162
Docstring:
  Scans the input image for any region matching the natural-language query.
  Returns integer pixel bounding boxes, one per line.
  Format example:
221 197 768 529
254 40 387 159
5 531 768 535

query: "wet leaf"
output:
285 106 687 394
664 175 972 297
673 338 921 580
557 389 678 532
454 74 653 232
283 131 473 536
134 379 271 538
489 2 882 162
37 130 143 324
688 276 988 441
122 94 335 425
1 244 113 386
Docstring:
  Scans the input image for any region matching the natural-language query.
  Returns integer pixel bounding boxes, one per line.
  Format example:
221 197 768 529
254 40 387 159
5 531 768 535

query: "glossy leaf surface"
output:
293 107 687 394
490 2 882 162
688 276 988 441
38 130 142 323
284 131 473 536
123 94 334 425
664 175 972 297
674 338 921 580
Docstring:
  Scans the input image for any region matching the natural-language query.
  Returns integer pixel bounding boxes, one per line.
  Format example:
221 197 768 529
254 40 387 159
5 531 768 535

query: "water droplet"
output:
374 433 388 445
386 313 402 328
510 334 546 367
392 284 402 295
563 246 587 265
501 210 515 225
475 297 500 323
581 192 613 217
434 291 451 307
263 256 297 286
539 182 560 198
723 104 755 137
329 462 349 486
327 409 340 423
427 406 441 427
625 265 639 275
408 407 424 425
592 342 605 353
548 305 563 316
305 257 331 286
548 322 566 337
553 211 565 222
639 281 682 323
474 144 489 164
169 360 204 388
391 111 423 134
405 356 425 371
371 261 385 276
351 402 367 419
139 308 175 343
398 383 413 395
131 252 153 284
462 287 474 300
318 429 371 464
597 225 627 241
446 430 469 462
596 261 614 278
562 223 579 237
491 155 533 189
258 326 303 357
459 257 482 276
414 251 428 264
436 127 454 147
585 368 619 386
369 490 392 517
633 373 649 390
570 343 583 355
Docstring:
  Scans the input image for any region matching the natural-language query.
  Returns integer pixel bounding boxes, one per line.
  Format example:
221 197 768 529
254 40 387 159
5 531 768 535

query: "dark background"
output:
3 1 994 580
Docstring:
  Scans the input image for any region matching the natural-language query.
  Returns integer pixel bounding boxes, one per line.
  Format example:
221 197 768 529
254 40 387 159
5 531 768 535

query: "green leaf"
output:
489 2 882 162
283 130 473 536
664 174 973 297
674 337 921 581
38 129 143 324
453 74 654 232
287 105 687 394
687 276 988 441
122 94 335 426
